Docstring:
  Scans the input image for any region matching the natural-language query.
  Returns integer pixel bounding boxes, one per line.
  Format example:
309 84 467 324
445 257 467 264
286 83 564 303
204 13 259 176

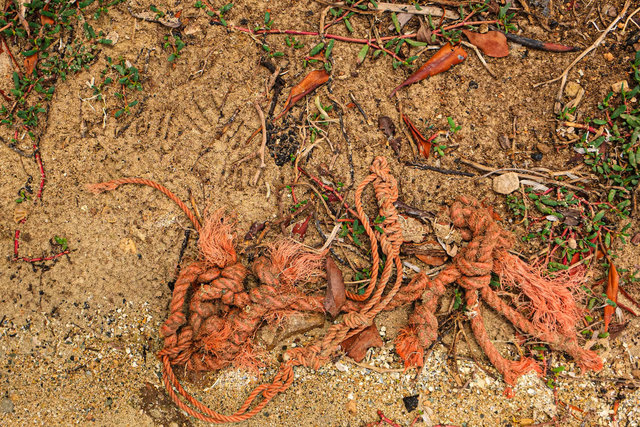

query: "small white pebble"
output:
334 361 349 372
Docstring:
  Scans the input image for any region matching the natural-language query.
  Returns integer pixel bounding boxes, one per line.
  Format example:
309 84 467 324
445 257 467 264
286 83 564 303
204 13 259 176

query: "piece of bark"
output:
340 324 383 362
324 257 346 317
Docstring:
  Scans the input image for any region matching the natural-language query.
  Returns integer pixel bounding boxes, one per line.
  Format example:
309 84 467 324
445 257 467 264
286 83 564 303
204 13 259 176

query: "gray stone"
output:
1 397 14 414
493 172 520 194
611 80 629 94
565 81 582 98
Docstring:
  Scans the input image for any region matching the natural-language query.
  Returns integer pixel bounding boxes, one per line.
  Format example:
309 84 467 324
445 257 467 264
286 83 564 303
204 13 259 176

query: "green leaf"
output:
621 113 640 128
344 18 353 32
391 12 401 34
325 39 334 58
592 210 606 223
309 42 325 56
404 38 428 47
357 44 369 64
611 104 626 119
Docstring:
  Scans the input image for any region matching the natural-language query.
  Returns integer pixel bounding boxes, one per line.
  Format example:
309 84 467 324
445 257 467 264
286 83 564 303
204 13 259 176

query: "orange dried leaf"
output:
24 53 38 75
604 262 619 332
402 113 430 159
462 30 509 58
41 5 55 26
390 42 467 97
415 253 446 266
275 70 330 120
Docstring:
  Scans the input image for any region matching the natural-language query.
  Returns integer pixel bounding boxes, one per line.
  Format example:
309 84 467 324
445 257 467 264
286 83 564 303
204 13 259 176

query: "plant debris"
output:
275 70 330 120
390 43 467 97
462 30 509 58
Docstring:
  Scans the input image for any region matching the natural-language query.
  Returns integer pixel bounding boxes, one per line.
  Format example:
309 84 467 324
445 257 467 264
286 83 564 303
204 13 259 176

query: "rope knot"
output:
343 311 371 329
456 255 494 278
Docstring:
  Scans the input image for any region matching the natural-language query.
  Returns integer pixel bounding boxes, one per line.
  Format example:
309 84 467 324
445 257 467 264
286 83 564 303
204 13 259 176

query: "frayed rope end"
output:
395 327 424 369
86 182 120 194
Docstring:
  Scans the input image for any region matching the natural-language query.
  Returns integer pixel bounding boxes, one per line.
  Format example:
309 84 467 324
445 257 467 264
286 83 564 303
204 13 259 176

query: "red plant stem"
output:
207 15 498 63
376 410 401 427
14 250 70 263
11 125 62 263
13 218 26 258
619 286 640 310
1 35 21 70
297 166 358 217
33 141 45 198
323 0 365 31
13 219 69 262
427 131 441 143
617 301 638 316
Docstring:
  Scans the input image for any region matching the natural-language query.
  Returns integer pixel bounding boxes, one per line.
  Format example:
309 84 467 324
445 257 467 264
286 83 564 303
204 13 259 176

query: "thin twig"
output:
348 359 406 373
621 6 640 33
461 41 496 78
252 101 268 186
460 157 591 194
405 161 475 177
533 0 631 110
373 2 460 19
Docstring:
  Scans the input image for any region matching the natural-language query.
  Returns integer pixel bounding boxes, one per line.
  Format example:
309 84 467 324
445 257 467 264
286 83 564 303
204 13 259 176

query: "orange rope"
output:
89 158 602 422
86 178 201 232
156 156 406 423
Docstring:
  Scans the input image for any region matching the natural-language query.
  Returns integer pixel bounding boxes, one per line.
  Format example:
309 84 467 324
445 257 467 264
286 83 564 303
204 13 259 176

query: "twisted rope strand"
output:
87 177 201 232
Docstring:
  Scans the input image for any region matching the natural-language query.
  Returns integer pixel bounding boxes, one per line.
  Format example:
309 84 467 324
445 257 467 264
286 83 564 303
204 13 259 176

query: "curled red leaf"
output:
604 262 619 332
390 42 467 97
402 113 431 159
275 70 330 120
340 324 383 362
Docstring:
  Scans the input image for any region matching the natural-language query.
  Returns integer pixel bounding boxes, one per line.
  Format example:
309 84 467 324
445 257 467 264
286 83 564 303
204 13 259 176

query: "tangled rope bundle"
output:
88 156 602 423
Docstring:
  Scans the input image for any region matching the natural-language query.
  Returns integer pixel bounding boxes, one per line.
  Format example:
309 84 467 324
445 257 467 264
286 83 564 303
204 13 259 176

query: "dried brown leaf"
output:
416 20 432 43
378 116 395 139
324 256 345 318
24 53 37 75
340 324 383 362
462 30 509 58
275 70 330 120
415 253 447 266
